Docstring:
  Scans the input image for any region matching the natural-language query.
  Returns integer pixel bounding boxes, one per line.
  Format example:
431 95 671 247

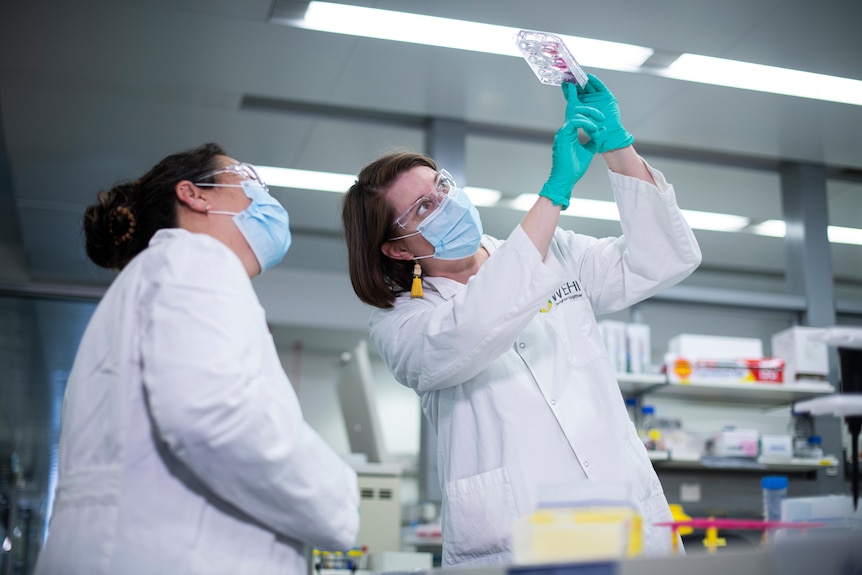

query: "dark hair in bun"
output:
83 142 227 269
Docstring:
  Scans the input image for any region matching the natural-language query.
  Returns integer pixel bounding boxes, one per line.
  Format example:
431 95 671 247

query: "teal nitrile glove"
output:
564 74 634 153
539 108 602 210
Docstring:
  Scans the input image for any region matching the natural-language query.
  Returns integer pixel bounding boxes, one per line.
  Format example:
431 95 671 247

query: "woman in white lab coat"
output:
341 75 702 566
35 143 359 575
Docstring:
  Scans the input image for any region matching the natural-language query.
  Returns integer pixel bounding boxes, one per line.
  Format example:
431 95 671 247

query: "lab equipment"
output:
354 462 403 565
514 30 588 87
760 435 793 460
655 516 824 555
805 435 824 459
771 326 830 383
787 408 815 457
626 323 651 374
779 494 862 537
512 483 643 563
336 340 387 464
599 320 628 373
709 427 760 458
512 501 642 563
793 326 862 509
638 405 657 446
668 333 763 359
624 397 638 425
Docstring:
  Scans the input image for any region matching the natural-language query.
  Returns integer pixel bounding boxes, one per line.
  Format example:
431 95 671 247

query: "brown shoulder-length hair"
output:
342 150 437 308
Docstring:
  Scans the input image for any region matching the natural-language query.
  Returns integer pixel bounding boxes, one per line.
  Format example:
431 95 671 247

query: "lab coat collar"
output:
148 227 191 247
421 235 498 300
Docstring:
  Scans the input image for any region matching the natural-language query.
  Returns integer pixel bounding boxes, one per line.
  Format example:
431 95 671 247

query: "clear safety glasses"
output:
195 162 268 191
391 169 456 230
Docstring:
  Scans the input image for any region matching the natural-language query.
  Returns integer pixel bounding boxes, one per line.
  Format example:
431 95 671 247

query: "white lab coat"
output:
371 164 702 567
35 229 359 575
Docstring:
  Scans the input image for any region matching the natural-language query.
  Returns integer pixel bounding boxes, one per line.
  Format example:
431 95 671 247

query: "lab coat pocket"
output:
443 466 517 565
621 427 674 556
550 298 604 368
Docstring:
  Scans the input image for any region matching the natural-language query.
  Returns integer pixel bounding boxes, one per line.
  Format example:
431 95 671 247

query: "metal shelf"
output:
617 373 835 407
617 373 666 396
652 379 835 406
647 451 840 473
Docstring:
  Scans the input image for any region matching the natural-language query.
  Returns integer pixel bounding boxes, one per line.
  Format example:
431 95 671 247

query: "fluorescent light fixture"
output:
829 225 862 245
679 209 749 232
255 165 355 192
283 2 862 106
513 194 749 232
296 2 653 70
255 166 862 244
747 220 862 245
511 195 620 220
748 219 786 238
258 164 502 205
663 54 862 106
464 186 502 206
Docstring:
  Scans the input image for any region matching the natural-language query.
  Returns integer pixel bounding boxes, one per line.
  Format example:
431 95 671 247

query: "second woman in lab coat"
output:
36 143 359 575
341 75 702 566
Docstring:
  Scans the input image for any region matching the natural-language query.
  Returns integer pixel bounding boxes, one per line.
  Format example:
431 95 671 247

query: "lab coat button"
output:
583 460 590 468
519 342 526 349
550 399 556 406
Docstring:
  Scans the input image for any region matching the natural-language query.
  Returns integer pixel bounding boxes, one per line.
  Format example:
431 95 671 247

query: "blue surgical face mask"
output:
391 187 483 260
207 180 292 271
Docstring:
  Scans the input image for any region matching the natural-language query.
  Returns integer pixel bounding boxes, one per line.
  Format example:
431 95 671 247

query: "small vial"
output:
624 397 638 425
761 475 788 544
806 435 824 459
639 405 657 447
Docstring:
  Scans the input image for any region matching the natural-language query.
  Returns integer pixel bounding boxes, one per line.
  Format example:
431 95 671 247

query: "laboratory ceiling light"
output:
256 165 501 206
258 165 862 243
275 1 862 106
747 220 862 246
511 194 750 232
256 165 356 193
281 2 654 71
662 55 862 107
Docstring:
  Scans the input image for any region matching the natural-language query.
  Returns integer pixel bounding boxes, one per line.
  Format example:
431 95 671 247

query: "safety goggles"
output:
391 169 456 230
195 162 268 191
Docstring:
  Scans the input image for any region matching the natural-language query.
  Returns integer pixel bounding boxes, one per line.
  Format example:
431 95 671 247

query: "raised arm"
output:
521 102 602 258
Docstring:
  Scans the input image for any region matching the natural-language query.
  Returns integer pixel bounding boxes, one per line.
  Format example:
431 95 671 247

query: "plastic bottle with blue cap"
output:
761 475 788 544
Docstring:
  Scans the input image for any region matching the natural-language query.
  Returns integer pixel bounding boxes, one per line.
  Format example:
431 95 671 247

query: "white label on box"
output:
680 483 701 503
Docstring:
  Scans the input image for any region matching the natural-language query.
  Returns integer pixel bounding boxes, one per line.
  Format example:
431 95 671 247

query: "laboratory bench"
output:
396 531 861 575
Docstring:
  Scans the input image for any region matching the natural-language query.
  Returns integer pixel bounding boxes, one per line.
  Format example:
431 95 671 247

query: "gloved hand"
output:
539 108 602 210
563 74 633 153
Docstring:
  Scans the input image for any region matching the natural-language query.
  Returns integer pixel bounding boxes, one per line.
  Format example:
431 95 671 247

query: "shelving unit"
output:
616 372 666 396
651 379 835 406
617 373 835 407
647 450 840 474
620 373 840 475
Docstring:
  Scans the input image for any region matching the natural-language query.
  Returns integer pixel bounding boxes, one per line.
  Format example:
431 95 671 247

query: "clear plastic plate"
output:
515 29 588 87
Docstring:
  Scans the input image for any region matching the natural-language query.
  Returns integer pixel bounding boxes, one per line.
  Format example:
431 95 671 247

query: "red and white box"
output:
665 354 784 385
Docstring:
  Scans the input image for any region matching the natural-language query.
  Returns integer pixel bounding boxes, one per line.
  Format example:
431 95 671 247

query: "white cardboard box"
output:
626 323 651 374
599 320 628 373
710 428 760 458
771 326 829 383
668 333 763 360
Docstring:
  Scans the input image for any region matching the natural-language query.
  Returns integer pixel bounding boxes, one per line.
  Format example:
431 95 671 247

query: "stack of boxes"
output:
664 333 783 385
598 320 651 374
